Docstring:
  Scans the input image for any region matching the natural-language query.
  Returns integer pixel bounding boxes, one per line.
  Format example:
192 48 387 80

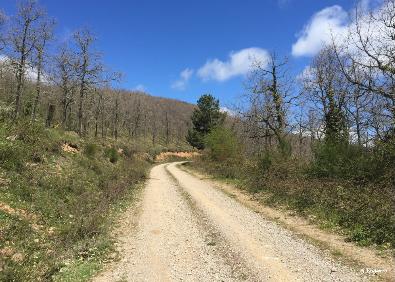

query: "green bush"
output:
104 147 119 163
310 139 395 182
84 143 98 158
0 119 151 281
204 127 241 161
0 141 27 171
192 137 395 249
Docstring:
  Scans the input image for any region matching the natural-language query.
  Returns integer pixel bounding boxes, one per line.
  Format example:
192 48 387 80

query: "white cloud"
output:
296 65 314 83
292 5 349 57
197 47 269 82
220 106 236 116
171 68 194 91
292 0 389 59
134 84 146 92
0 55 49 83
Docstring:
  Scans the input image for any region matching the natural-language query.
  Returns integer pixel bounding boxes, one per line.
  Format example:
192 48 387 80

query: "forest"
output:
0 0 195 146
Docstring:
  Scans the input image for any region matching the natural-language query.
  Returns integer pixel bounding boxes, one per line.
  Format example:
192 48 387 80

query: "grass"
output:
0 119 153 281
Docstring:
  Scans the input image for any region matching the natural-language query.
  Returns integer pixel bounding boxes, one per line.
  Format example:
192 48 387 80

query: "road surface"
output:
94 162 368 282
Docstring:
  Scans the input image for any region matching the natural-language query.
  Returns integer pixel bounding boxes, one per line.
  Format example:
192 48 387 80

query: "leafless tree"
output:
0 1 196 145
54 44 76 127
242 53 294 153
334 0 395 134
72 28 103 135
0 10 6 51
113 90 120 139
31 17 55 120
7 0 45 118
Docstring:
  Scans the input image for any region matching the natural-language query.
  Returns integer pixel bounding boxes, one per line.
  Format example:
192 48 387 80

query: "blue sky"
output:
1 0 358 106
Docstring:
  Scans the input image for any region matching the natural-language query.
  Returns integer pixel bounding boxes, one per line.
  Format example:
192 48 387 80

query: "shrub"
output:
84 143 98 158
191 127 395 249
104 147 119 163
310 138 395 183
13 120 46 145
204 127 241 161
0 141 26 171
309 141 370 180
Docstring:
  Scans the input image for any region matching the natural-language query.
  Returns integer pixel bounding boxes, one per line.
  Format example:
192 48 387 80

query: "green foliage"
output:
0 102 13 122
84 143 98 158
0 119 150 281
0 120 60 171
324 107 348 143
187 94 225 149
104 147 119 163
204 127 240 161
0 141 27 171
310 142 370 179
191 138 395 250
257 153 272 172
186 129 205 150
310 139 395 182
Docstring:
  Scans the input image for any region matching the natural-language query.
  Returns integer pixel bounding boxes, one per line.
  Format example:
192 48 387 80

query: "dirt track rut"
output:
94 162 370 282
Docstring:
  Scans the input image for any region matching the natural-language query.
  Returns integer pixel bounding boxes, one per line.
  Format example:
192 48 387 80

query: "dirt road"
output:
94 162 371 281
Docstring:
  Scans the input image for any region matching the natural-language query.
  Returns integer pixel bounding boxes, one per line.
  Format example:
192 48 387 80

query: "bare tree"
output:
113 90 120 139
302 47 348 143
345 78 371 145
7 0 45 118
31 17 55 120
334 0 395 134
243 53 294 153
131 98 142 138
54 45 76 127
0 1 195 143
0 10 6 51
72 28 103 135
165 111 170 145
93 88 103 137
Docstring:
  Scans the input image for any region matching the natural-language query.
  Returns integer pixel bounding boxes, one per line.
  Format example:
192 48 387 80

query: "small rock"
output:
11 253 24 263
6 135 17 141
0 247 14 257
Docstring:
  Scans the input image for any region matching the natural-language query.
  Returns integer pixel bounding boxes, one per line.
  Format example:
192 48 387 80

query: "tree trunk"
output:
78 81 85 135
46 104 55 127
165 111 170 145
114 97 119 140
14 22 29 119
31 51 43 121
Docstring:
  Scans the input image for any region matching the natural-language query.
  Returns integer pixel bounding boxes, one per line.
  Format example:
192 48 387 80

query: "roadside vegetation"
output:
186 1 395 253
189 134 395 251
0 116 194 281
0 117 152 281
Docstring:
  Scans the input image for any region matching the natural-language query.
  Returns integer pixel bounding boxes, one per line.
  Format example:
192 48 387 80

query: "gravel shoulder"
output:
179 162 395 282
93 162 390 281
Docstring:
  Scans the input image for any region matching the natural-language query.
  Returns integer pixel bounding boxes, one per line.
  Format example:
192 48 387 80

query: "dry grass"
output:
155 151 201 162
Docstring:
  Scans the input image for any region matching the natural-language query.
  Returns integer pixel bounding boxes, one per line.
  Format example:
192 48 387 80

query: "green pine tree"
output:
187 94 225 149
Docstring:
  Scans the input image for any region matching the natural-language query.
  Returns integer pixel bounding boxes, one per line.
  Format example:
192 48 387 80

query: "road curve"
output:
94 162 367 282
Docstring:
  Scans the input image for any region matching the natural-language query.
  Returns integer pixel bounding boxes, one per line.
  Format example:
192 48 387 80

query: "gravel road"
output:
94 162 369 282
